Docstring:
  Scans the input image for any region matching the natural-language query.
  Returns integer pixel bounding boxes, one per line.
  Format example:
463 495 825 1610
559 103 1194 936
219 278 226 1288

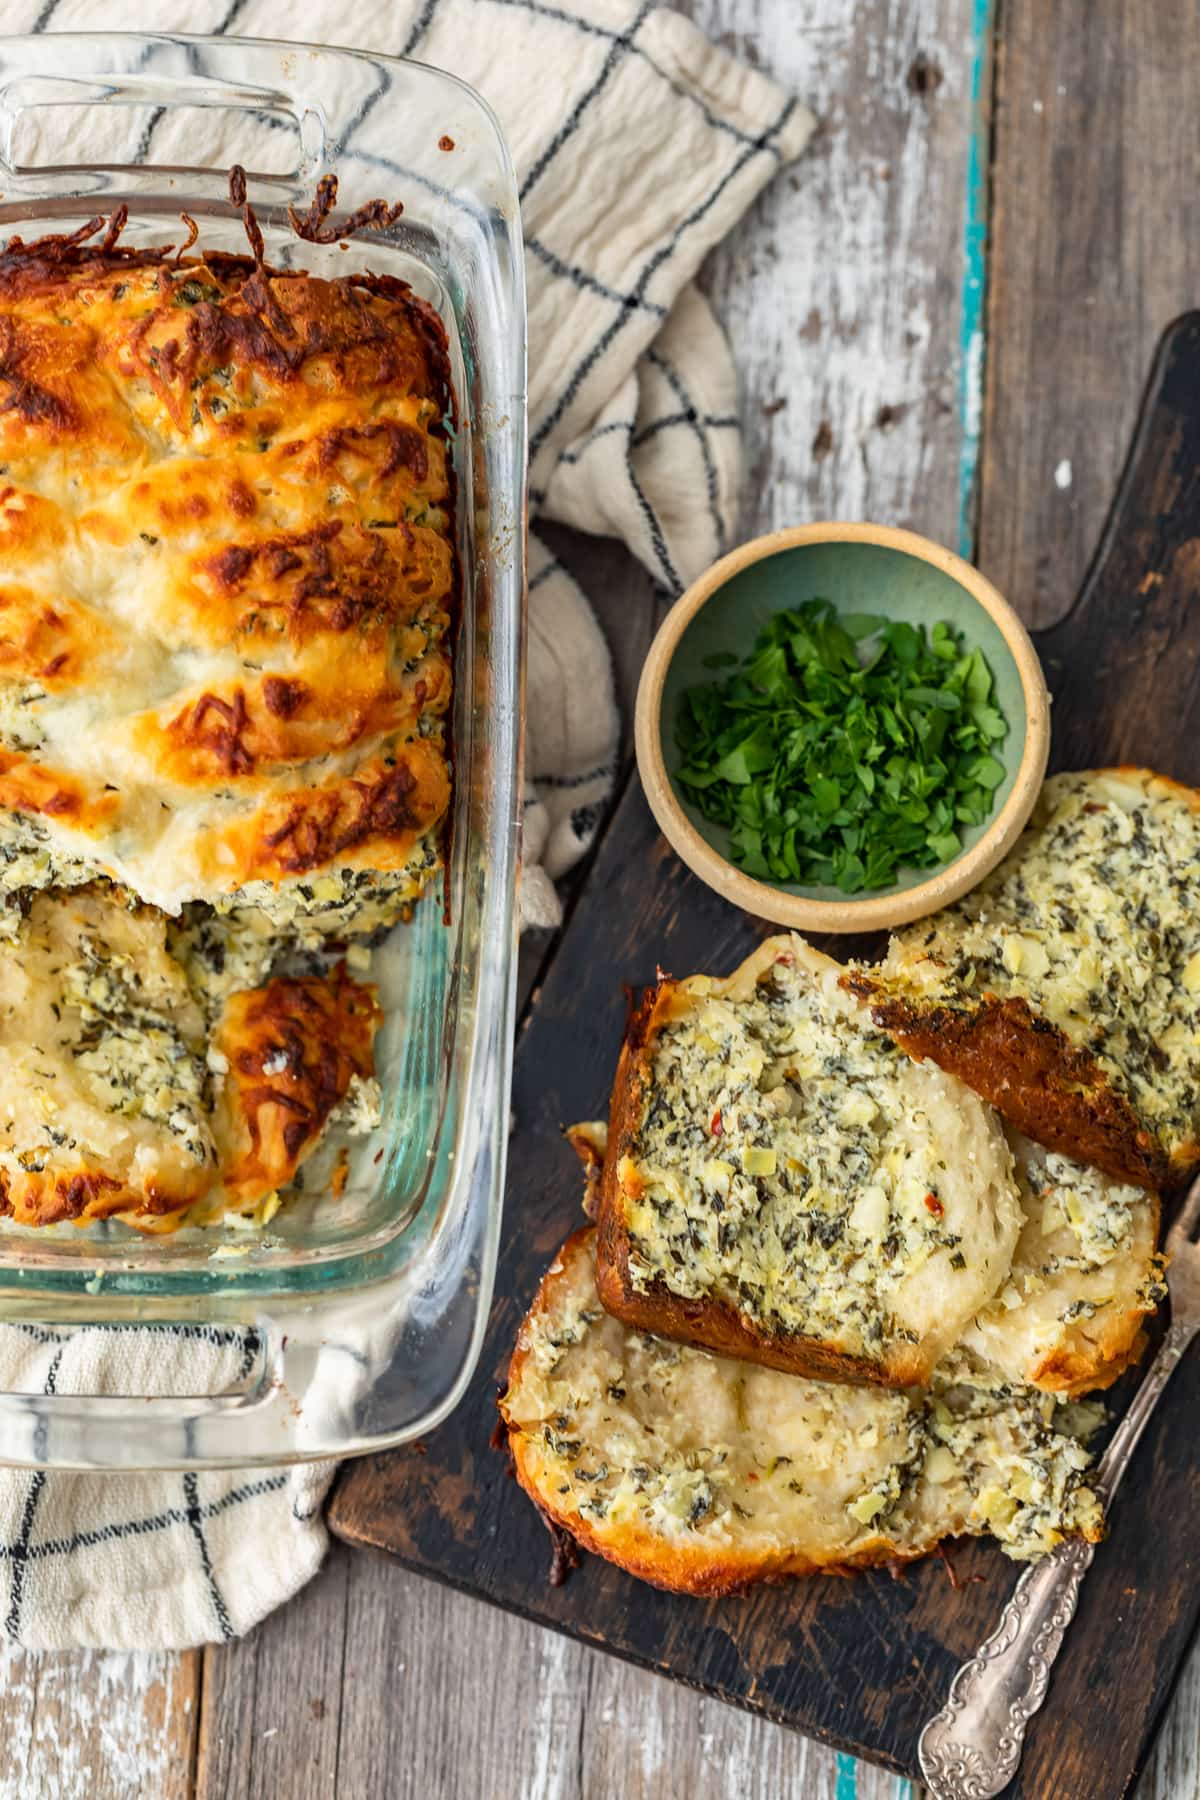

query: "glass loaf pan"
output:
0 32 526 1467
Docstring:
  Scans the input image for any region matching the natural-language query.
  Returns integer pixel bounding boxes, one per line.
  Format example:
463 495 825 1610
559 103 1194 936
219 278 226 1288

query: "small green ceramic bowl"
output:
635 522 1051 933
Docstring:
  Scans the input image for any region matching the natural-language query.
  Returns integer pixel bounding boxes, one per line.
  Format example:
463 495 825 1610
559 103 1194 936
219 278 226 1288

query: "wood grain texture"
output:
332 1548 906 1800
979 0 1200 626
692 0 989 552
196 1546 348 1800
1145 1666 1200 1800
0 1645 199 1800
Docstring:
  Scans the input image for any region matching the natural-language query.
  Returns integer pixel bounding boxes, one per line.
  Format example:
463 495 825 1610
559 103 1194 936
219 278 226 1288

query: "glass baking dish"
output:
0 32 526 1467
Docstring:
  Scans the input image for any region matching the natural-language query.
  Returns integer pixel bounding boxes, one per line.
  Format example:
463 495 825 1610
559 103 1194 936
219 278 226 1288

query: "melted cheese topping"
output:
0 249 454 920
0 887 381 1230
621 937 1021 1374
885 770 1200 1158
504 1233 1103 1572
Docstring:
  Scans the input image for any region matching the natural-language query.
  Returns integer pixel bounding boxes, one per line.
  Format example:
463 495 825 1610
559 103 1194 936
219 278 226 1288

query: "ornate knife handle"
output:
919 1319 1195 1799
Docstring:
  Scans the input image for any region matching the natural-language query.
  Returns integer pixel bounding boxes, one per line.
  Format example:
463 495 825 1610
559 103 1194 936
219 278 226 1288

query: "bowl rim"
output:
635 521 1051 933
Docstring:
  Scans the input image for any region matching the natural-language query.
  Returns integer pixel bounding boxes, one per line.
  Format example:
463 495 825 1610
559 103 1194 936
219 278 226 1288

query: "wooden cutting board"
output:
330 313 1200 1796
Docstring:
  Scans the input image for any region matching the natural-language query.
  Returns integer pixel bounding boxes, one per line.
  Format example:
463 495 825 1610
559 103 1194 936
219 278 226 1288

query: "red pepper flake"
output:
924 1191 944 1217
438 134 456 152
746 1471 759 1482
711 1108 723 1137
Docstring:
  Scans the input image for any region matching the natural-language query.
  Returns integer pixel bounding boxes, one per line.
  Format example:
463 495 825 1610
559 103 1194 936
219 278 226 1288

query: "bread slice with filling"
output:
0 886 216 1226
595 934 1022 1388
966 1129 1164 1395
581 1113 1160 1398
0 885 383 1232
845 768 1200 1191
501 1230 1104 1597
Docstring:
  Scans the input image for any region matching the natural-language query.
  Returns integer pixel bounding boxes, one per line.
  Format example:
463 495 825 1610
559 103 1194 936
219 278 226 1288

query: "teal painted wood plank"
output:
957 0 996 555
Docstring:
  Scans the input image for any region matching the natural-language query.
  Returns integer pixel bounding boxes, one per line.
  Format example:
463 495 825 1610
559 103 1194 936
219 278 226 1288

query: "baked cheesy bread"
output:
968 1129 1163 1396
0 886 380 1230
846 769 1200 1189
501 1231 1104 1595
0 887 213 1226
0 210 455 1230
581 1110 1159 1399
595 935 1023 1387
0 229 454 932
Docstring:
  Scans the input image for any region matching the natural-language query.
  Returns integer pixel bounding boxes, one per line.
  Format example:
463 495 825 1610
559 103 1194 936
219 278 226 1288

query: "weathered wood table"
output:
2 1 1200 1794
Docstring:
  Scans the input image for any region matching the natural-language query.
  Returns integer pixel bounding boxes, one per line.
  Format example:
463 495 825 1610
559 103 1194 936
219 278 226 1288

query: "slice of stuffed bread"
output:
584 1105 1160 1400
0 886 381 1231
501 1230 1104 1597
964 1128 1163 1396
845 768 1200 1191
595 934 1023 1388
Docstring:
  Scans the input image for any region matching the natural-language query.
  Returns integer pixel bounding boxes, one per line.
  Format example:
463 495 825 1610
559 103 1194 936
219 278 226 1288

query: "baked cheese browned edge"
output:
0 228 460 893
0 1154 211 1231
593 981 932 1389
216 962 381 1209
503 1229 932 1597
1025 1290 1157 1397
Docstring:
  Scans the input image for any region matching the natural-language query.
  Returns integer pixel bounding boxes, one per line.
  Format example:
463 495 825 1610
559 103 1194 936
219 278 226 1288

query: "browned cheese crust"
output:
214 964 381 1209
0 224 456 912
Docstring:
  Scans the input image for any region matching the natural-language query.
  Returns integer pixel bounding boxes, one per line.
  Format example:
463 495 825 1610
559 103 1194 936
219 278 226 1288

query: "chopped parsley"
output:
674 600 1009 892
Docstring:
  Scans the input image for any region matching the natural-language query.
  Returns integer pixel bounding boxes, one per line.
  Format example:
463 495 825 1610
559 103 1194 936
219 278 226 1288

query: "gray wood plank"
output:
196 1544 349 1800
1145 1666 1200 1800
328 1550 910 1800
0 1645 199 1800
694 0 989 553
979 0 1200 627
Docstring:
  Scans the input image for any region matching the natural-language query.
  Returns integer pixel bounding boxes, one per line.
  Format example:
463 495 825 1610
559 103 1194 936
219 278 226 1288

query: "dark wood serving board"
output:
330 315 1200 1796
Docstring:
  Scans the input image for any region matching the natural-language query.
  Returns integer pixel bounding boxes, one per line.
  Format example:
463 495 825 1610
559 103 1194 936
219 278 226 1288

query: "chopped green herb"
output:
674 599 1010 892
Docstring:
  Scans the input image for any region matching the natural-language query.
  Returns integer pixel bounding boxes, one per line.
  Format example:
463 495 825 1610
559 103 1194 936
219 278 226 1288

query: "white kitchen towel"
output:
0 0 812 1648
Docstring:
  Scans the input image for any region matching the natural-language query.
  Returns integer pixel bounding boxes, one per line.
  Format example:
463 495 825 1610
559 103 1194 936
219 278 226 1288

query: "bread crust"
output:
840 979 1166 1192
842 764 1200 1190
1028 1328 1149 1396
978 1144 1165 1396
